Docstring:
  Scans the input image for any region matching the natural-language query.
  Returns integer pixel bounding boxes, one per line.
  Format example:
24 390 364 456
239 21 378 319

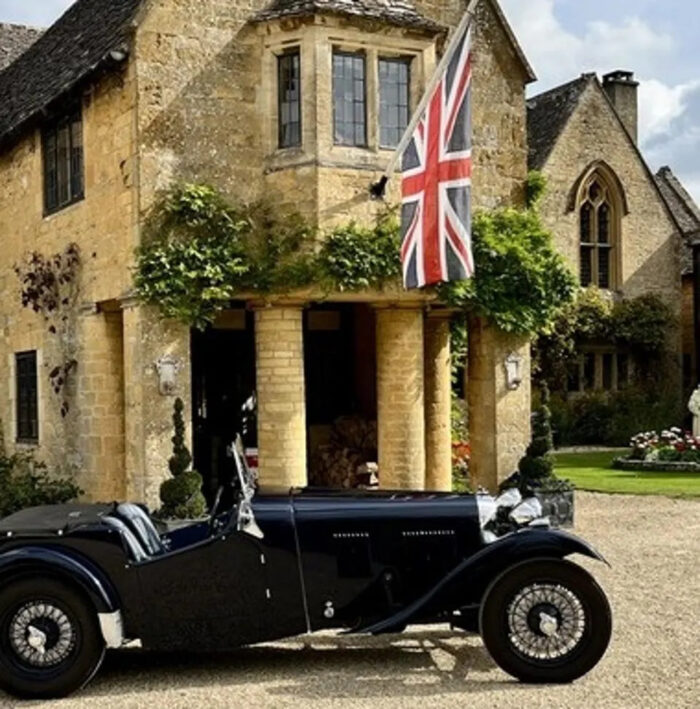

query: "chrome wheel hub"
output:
507 583 585 660
9 602 76 668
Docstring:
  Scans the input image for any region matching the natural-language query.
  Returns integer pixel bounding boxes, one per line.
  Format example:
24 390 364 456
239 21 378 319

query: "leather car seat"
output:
115 503 165 556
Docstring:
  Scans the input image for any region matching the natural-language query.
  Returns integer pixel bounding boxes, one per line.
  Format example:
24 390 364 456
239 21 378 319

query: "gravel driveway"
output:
2 492 699 709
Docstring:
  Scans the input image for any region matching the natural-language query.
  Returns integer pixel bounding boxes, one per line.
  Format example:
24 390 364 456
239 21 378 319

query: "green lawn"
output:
553 450 700 498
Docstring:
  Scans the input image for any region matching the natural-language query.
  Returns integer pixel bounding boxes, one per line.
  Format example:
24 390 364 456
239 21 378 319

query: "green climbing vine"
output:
134 179 576 336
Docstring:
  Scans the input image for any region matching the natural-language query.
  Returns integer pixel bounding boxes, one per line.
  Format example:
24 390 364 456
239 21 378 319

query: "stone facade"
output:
531 76 683 393
0 0 535 504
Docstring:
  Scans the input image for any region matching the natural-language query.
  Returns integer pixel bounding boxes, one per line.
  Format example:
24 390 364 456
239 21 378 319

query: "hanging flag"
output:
400 23 474 289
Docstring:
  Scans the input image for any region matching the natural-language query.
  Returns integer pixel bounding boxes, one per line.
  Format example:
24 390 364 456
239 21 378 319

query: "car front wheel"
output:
479 558 612 683
0 578 105 699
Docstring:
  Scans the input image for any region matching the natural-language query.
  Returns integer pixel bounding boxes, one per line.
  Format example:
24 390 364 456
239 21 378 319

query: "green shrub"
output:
657 447 682 462
0 451 82 519
551 387 683 447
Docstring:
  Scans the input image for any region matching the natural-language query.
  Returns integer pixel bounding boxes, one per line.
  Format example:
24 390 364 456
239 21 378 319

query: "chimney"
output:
602 70 639 144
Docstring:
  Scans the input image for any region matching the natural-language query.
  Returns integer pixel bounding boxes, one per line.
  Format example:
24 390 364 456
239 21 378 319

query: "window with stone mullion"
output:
379 57 410 148
278 50 301 149
333 51 366 147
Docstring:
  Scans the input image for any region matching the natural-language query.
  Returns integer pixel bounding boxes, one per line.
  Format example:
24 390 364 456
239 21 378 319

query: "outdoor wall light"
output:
155 355 180 396
504 352 523 391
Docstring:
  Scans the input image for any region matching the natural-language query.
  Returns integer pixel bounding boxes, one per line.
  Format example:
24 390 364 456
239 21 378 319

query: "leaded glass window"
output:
379 57 410 148
579 175 617 289
333 51 366 147
278 50 301 148
16 351 38 442
43 106 84 214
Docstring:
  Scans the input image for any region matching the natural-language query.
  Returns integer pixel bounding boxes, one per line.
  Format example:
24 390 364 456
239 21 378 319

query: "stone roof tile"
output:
526 74 594 170
0 0 143 149
655 166 700 275
253 0 443 32
0 22 43 72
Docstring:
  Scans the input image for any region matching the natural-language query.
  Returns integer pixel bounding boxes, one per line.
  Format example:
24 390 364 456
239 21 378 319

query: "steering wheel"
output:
209 485 225 532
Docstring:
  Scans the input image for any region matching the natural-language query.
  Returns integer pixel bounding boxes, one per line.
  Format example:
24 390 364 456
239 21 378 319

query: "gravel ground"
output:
2 492 699 709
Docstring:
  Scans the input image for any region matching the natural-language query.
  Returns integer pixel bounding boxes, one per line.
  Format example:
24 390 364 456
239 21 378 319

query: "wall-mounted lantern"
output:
155 355 181 396
504 352 524 391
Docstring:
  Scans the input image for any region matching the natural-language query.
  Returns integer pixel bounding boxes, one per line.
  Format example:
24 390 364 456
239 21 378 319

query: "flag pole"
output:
370 0 479 199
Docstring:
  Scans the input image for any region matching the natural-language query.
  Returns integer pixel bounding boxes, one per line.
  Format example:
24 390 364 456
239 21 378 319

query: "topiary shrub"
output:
159 398 207 519
501 384 573 494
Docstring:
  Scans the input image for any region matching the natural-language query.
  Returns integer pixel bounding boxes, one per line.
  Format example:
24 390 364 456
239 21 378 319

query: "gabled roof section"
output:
526 73 594 170
0 0 143 150
486 0 536 84
253 0 443 32
0 23 43 72
655 166 700 275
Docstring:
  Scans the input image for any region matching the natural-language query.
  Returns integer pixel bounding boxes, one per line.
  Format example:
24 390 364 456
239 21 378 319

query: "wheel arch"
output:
0 546 120 615
353 528 607 635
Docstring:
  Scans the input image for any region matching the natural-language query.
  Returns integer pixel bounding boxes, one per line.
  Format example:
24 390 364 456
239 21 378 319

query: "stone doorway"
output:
191 309 256 503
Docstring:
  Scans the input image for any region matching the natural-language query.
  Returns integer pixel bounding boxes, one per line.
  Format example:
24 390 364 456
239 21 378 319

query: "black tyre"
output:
479 558 612 683
0 578 105 699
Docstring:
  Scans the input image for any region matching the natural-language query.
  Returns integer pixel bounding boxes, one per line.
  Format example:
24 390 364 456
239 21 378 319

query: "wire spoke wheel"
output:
480 559 612 683
507 583 586 661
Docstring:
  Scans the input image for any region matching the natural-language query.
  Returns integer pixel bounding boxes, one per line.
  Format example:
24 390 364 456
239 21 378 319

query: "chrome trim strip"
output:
98 610 125 648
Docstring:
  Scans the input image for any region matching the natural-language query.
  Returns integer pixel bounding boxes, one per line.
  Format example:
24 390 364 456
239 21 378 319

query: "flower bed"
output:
617 428 700 472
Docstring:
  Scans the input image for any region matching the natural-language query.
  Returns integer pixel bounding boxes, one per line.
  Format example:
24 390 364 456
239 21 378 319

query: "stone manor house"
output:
0 0 694 506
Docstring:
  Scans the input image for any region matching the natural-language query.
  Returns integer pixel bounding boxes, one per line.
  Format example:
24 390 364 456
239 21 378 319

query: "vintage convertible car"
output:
0 446 612 699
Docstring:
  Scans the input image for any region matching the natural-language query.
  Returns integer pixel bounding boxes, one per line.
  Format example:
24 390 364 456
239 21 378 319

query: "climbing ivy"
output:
135 181 576 336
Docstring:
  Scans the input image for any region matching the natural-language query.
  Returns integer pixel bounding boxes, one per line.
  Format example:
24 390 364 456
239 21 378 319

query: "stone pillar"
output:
467 315 531 492
424 311 453 491
122 303 191 506
254 304 307 488
376 307 425 490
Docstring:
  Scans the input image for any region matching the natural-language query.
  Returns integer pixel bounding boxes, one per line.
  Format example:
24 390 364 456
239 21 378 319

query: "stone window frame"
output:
278 48 302 149
332 48 368 148
567 347 632 394
574 164 626 291
259 22 434 165
14 350 39 444
41 103 85 216
378 54 412 150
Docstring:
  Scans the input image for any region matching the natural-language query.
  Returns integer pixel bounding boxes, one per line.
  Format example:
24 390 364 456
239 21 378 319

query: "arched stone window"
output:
577 168 623 289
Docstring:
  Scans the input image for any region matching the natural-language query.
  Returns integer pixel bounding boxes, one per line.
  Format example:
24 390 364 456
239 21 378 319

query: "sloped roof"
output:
655 166 700 275
526 74 593 170
253 0 443 32
0 23 43 72
0 0 143 150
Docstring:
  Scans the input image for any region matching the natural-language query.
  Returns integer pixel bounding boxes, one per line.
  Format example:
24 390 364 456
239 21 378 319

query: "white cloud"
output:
638 79 700 142
500 0 700 203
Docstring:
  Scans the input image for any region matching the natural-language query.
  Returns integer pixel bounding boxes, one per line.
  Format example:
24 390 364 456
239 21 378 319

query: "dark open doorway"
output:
191 309 256 503
304 304 377 486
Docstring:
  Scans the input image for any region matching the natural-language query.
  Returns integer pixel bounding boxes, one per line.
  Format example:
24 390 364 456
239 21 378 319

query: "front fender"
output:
0 546 120 614
354 528 607 635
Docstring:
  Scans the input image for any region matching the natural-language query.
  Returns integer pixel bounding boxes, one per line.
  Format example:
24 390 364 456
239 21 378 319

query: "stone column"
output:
424 311 453 491
254 304 307 488
375 307 425 490
122 302 191 506
467 315 531 492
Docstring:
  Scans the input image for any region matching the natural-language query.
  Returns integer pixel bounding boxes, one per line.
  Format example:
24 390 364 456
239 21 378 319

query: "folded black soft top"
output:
0 503 116 536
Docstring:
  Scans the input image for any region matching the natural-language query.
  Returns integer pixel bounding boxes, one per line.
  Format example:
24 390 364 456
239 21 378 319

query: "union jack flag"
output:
401 24 474 289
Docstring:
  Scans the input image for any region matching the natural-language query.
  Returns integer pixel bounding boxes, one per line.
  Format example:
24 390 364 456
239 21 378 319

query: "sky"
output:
2 0 699 201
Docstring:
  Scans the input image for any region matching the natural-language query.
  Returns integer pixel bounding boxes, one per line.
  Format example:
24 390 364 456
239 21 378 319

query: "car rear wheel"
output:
0 578 105 699
479 558 611 683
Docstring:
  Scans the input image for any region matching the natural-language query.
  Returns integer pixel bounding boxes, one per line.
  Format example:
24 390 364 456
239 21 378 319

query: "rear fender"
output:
0 546 120 615
354 528 607 635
